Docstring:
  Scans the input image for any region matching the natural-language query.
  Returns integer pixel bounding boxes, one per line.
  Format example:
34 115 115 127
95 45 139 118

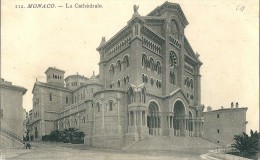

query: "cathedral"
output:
28 2 204 149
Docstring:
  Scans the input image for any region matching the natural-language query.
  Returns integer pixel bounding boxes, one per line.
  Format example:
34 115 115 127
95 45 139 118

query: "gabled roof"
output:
45 67 65 74
0 82 27 95
32 81 71 94
184 36 203 65
147 1 189 27
163 88 189 103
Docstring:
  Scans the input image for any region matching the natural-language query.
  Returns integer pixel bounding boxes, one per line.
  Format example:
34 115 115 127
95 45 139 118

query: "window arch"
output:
116 60 121 71
123 77 126 85
170 71 175 85
149 58 155 71
142 54 147 68
110 64 115 76
185 77 189 87
156 61 161 74
66 96 69 104
97 102 101 112
49 93 53 101
151 78 154 86
83 116 86 123
170 19 180 39
75 119 77 125
170 51 178 67
190 79 193 89
109 101 113 111
123 55 129 68
117 80 120 87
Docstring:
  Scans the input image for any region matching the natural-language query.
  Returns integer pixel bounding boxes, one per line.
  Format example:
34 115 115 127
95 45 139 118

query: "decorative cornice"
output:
45 67 65 74
141 25 165 45
162 88 189 103
32 81 72 94
0 83 27 95
147 2 189 27
93 89 126 97
65 75 88 81
184 36 202 65
97 26 132 51
141 16 166 25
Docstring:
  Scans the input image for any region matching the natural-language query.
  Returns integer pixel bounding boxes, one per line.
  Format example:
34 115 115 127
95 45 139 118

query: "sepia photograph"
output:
1 0 259 159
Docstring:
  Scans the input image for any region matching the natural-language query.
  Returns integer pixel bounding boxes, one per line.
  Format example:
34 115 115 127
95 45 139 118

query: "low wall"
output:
208 150 252 160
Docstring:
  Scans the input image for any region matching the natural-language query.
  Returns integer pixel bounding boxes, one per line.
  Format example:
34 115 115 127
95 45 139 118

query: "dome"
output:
87 71 101 85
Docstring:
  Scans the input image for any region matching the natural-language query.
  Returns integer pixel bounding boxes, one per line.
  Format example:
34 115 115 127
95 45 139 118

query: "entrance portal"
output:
173 100 186 136
147 101 160 135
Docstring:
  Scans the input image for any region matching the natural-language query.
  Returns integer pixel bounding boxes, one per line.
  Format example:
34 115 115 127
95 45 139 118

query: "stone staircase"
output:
126 135 220 152
0 128 24 148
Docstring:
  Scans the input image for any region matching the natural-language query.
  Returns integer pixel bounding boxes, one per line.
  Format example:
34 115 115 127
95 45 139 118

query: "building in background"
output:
28 2 205 149
203 102 247 146
0 78 27 148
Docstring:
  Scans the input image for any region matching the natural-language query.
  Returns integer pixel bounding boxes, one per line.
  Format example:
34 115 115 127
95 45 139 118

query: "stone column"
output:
140 111 142 126
144 111 146 126
128 112 131 126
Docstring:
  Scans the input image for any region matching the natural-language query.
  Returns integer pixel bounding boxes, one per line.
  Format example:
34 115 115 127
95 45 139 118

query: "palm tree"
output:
233 130 259 158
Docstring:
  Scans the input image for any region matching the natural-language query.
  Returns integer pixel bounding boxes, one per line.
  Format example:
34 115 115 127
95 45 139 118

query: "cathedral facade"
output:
28 2 204 149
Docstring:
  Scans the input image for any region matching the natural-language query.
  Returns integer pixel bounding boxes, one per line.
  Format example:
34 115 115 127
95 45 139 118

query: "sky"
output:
1 0 259 132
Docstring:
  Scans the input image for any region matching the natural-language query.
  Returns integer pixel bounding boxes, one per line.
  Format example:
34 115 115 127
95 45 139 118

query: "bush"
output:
43 128 85 144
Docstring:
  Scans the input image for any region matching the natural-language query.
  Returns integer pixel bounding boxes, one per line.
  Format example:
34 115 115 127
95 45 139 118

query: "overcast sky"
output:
2 0 259 132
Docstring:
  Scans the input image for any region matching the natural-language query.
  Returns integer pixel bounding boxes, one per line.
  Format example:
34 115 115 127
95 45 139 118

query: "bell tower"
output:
45 67 65 87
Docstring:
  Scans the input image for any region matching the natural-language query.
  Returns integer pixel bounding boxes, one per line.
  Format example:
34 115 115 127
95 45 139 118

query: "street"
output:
0 142 205 160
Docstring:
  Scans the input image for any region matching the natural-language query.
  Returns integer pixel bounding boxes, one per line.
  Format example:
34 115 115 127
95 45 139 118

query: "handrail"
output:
0 127 23 143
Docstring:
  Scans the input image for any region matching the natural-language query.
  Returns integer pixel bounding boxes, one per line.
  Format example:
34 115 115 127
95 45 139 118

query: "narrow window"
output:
217 129 220 133
66 96 68 104
49 93 53 101
97 102 100 112
217 114 219 118
109 101 113 111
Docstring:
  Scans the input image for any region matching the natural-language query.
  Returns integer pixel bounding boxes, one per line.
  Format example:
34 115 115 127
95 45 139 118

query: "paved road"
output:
0 142 204 160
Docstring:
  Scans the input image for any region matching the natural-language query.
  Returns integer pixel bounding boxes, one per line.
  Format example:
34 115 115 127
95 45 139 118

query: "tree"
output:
233 130 260 158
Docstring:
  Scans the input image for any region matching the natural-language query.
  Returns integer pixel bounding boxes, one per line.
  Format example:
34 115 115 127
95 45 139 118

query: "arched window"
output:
75 119 77 125
123 55 129 68
170 51 178 67
170 20 180 39
151 78 154 86
185 77 189 87
142 54 147 68
97 102 100 112
117 60 121 71
141 87 146 103
156 61 161 74
110 64 115 76
126 75 129 83
109 101 113 111
49 93 53 101
150 58 154 71
190 79 193 89
142 74 145 83
66 96 69 104
117 80 120 87
123 77 126 85
170 71 175 85
83 116 86 123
